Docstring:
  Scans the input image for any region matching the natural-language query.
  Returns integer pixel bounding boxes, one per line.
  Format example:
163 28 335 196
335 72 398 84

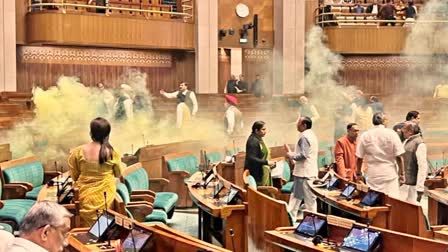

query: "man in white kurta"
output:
356 113 405 198
400 122 428 204
160 82 198 128
287 116 319 219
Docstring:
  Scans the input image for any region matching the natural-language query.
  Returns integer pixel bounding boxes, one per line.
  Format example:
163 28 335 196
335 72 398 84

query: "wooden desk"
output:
187 172 246 252
427 188 448 225
265 212 448 252
309 182 390 228
68 222 231 252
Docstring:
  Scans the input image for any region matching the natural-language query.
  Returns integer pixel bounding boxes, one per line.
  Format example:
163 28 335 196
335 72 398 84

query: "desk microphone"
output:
229 228 236 252
95 210 101 243
103 192 111 248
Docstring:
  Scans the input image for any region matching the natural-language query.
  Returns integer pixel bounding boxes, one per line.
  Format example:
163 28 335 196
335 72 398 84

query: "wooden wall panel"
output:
305 0 319 33
15 0 27 44
16 46 195 93
340 56 443 97
218 0 273 49
324 26 408 54
26 12 194 49
242 48 273 95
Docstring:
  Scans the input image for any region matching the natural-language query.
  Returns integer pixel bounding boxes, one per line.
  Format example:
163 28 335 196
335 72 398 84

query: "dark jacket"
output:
244 133 268 183
366 4 381 13
227 80 238 94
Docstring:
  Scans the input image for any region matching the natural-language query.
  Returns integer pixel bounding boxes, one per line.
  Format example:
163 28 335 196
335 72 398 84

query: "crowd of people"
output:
244 104 427 219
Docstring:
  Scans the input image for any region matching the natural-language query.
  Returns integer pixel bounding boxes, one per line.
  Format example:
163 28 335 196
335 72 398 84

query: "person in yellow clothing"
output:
68 117 122 227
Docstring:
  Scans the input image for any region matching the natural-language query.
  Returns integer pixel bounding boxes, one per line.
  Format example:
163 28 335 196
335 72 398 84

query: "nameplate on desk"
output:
115 216 123 227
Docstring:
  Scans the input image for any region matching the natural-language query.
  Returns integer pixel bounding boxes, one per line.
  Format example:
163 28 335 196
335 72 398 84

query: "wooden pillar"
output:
273 0 306 95
0 1 17 91
195 0 218 93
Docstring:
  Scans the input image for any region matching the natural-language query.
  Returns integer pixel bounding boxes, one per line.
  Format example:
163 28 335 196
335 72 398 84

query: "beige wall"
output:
0 1 17 91
195 0 218 93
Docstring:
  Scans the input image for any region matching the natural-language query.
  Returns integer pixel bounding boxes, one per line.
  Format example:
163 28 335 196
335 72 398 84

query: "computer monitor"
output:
360 191 380 207
88 214 115 242
221 185 239 204
341 184 356 199
214 181 224 198
327 176 339 190
294 215 327 237
341 226 381 252
121 228 153 252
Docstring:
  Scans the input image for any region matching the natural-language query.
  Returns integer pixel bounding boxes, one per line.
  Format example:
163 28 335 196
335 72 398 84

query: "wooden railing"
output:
29 0 194 22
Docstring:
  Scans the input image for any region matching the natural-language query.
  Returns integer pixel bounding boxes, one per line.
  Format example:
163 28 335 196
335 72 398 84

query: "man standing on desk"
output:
160 82 198 128
400 121 428 203
287 116 319 219
355 113 405 198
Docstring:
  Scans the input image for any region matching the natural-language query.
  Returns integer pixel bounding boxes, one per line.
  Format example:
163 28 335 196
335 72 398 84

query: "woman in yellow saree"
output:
68 117 122 227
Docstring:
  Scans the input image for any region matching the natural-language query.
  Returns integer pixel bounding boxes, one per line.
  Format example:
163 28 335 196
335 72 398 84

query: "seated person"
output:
351 0 365 13
8 201 72 252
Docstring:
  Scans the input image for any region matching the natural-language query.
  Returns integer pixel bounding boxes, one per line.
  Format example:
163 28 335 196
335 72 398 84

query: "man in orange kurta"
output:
334 123 360 181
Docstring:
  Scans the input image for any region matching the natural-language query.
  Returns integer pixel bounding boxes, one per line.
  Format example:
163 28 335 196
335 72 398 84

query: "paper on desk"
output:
271 160 285 178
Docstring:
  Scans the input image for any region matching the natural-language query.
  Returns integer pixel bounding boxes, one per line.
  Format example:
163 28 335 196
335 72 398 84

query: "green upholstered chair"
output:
122 163 178 218
116 182 168 224
280 161 294 194
162 152 199 208
201 150 223 164
242 169 278 198
0 176 35 230
0 156 58 200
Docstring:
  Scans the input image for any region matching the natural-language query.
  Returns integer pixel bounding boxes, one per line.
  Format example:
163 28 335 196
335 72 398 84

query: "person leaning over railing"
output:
378 0 397 26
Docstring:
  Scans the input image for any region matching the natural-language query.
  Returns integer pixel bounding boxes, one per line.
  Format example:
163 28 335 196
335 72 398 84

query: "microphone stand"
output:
229 229 236 252
130 224 137 252
103 192 112 249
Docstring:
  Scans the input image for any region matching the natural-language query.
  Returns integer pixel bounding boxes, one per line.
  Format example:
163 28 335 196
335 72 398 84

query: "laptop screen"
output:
214 181 224 198
89 214 114 238
341 226 381 252
327 176 338 189
341 184 356 198
222 186 239 204
360 191 380 206
122 229 152 252
295 215 326 237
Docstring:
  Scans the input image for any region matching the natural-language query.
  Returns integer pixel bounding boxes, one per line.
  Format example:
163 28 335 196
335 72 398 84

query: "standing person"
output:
237 74 248 93
160 82 198 128
366 0 381 14
114 84 134 121
224 95 243 136
251 74 263 97
97 83 115 118
356 113 405 198
393 110 421 142
378 0 396 26
369 96 384 113
8 201 72 252
400 122 428 203
287 116 319 218
353 98 373 132
244 121 276 186
298 96 320 123
68 117 122 227
334 123 360 181
226 75 238 94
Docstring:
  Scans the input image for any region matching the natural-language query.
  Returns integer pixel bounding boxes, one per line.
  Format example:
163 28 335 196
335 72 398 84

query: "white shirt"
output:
224 106 243 135
162 90 198 116
292 129 319 178
8 238 48 252
402 139 428 192
356 125 405 181
372 4 378 14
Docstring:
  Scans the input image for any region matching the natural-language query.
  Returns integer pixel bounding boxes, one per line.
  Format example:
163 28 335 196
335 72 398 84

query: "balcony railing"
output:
29 0 194 22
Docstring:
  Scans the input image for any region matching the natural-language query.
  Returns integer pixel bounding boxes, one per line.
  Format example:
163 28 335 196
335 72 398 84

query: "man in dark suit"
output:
237 74 248 93
226 75 238 94
366 0 381 14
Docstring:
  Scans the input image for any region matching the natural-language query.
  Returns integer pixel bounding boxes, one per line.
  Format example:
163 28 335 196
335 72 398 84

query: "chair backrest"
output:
116 182 131 205
122 162 149 192
281 160 291 182
247 187 292 251
0 156 43 187
385 195 432 238
204 151 222 164
164 152 198 175
243 169 257 189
